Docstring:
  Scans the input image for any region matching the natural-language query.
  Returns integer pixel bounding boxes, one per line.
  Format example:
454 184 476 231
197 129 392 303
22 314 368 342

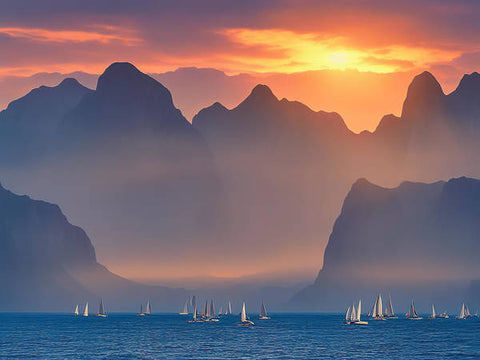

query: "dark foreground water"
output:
0 313 479 359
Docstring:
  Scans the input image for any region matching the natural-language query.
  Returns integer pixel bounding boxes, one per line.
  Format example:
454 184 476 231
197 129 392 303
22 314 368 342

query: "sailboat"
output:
209 299 219 321
406 299 422 319
228 301 232 315
456 303 471 319
429 304 437 319
139 304 145 316
179 299 189 315
259 301 271 320
74 305 79 316
370 294 386 320
237 302 254 326
438 310 449 319
345 300 368 325
145 300 151 315
97 299 107 317
384 294 397 318
218 306 223 316
188 302 205 323
83 302 89 317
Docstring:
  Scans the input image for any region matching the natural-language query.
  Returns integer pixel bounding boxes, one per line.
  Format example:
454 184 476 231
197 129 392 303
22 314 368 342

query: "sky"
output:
1 0 480 131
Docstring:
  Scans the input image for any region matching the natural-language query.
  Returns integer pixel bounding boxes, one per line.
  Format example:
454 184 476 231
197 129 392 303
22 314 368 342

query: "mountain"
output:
0 182 185 311
0 78 92 164
193 84 356 270
0 62 222 279
291 177 480 311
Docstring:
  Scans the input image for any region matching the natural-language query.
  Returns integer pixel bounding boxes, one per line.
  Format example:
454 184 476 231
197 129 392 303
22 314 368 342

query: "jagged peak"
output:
451 72 480 96
57 77 82 88
237 84 278 109
401 71 445 118
96 62 171 99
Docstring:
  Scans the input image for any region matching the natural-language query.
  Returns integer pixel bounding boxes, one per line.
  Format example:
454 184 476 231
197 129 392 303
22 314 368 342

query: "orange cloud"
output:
220 28 462 74
0 26 141 45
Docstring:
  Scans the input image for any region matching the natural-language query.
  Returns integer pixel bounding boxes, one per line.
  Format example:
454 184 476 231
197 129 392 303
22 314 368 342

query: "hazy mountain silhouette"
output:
0 78 92 164
193 84 355 268
291 177 480 311
0 62 222 278
0 182 186 311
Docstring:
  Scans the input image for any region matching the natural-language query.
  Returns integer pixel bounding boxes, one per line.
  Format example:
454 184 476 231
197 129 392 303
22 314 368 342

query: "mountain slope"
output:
291 177 480 311
0 78 92 164
0 182 185 311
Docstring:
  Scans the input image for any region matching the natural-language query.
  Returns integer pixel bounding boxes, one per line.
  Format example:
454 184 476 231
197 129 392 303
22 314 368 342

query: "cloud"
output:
0 26 140 45
219 28 461 74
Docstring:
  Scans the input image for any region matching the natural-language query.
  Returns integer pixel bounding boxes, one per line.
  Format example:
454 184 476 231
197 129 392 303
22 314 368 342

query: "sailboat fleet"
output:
344 294 477 324
72 295 476 324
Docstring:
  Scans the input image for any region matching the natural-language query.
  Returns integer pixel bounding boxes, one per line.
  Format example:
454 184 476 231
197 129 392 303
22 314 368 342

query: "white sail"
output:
74 305 79 316
350 303 357 322
345 306 351 321
83 302 89 317
241 302 247 322
98 299 105 316
407 299 418 318
210 300 215 317
192 303 197 321
431 304 436 318
228 301 232 315
204 301 209 317
260 301 268 317
377 295 383 317
385 295 395 317
219 306 223 315
145 300 151 315
465 304 471 317
182 299 189 314
371 298 377 317
459 303 466 318
357 300 362 322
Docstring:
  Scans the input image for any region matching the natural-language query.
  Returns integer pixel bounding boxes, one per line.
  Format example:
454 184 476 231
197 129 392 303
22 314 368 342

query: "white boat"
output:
83 302 89 317
179 299 189 315
139 304 145 316
97 299 107 317
370 294 386 320
259 301 271 320
384 294 397 318
345 300 368 325
74 304 79 316
438 311 449 319
209 299 219 321
145 300 151 315
188 302 204 323
456 303 471 319
237 302 255 326
429 304 437 319
406 299 422 319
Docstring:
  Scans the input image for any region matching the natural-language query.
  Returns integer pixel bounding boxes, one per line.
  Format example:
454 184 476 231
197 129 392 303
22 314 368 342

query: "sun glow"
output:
221 28 461 74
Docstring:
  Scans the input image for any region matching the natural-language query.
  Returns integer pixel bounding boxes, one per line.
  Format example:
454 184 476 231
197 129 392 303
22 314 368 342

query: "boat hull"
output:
237 320 255 326
259 316 271 320
97 314 107 318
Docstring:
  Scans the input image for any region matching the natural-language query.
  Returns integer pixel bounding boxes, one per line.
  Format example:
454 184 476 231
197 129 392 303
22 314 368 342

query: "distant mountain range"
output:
1 62 480 310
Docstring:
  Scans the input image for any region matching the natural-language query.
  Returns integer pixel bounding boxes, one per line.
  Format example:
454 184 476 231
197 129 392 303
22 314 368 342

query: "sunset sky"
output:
1 0 479 131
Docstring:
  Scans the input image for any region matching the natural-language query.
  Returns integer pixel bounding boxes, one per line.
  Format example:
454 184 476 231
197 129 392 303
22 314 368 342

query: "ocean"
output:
0 313 479 359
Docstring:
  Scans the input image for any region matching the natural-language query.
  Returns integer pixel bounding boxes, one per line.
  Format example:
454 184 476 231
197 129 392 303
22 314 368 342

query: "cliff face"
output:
291 177 480 311
0 182 186 311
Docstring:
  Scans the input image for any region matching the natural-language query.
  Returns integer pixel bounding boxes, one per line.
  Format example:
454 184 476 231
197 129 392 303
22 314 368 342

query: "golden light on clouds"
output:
0 26 141 45
221 28 461 74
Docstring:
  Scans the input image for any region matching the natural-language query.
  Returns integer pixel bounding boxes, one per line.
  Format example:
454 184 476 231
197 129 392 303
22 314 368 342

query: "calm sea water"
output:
0 313 479 359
